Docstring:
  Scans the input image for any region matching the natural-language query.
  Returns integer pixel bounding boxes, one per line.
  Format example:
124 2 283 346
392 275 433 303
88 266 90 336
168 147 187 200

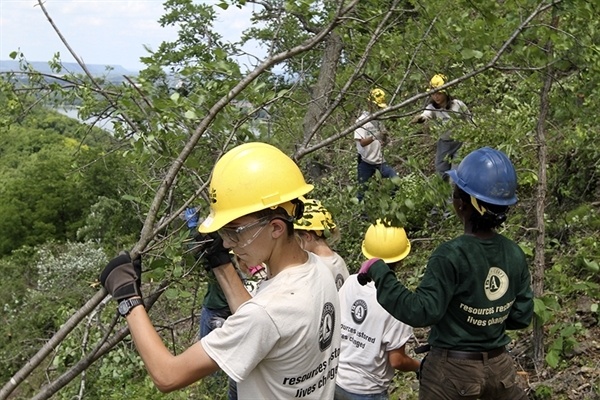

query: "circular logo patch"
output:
335 274 345 291
351 299 367 324
319 302 335 351
484 267 509 301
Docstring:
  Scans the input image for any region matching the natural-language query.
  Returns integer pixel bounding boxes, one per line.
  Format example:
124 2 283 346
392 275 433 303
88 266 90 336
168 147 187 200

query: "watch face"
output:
118 299 142 316
118 300 130 316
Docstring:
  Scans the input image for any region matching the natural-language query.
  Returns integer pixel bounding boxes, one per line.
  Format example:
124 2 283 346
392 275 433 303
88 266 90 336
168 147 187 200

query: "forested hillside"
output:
0 0 599 399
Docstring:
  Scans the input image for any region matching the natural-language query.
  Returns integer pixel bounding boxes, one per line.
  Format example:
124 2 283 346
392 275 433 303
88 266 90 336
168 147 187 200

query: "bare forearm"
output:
126 305 218 392
358 136 376 147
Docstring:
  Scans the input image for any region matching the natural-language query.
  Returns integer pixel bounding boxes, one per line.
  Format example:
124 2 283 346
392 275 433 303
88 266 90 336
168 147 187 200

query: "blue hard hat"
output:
446 147 518 206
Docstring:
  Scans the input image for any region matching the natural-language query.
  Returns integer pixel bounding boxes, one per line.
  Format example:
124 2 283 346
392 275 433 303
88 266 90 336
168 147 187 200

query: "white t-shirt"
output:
316 252 350 291
336 275 414 395
354 111 384 165
202 252 341 400
420 99 472 140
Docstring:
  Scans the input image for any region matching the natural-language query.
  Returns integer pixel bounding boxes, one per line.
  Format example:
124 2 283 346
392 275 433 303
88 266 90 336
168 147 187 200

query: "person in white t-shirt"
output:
294 198 350 290
100 142 341 399
335 220 420 400
411 74 474 179
354 88 398 201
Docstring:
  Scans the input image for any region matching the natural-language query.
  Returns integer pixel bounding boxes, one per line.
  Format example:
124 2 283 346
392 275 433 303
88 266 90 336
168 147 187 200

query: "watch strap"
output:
118 297 144 317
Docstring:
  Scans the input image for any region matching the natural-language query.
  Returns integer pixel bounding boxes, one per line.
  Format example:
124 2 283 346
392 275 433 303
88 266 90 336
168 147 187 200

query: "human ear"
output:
270 219 286 239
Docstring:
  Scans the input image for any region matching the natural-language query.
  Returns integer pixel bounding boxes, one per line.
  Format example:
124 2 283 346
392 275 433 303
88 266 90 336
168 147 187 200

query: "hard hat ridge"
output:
362 220 411 263
199 142 314 233
446 147 518 206
294 198 336 232
369 88 388 108
429 74 448 90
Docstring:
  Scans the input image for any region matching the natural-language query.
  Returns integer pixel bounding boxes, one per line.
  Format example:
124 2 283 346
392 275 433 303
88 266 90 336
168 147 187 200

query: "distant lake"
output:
56 107 116 133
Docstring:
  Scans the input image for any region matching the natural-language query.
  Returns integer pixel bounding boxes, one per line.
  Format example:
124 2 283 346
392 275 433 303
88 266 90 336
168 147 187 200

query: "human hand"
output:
99 252 142 301
356 258 381 285
184 207 199 229
201 232 233 271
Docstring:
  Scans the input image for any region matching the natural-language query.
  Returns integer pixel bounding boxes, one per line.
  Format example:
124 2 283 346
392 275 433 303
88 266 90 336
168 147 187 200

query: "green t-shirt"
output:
203 272 229 309
369 233 533 351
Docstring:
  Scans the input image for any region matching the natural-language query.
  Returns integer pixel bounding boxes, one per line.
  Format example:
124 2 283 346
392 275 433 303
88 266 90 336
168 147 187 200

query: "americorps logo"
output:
485 267 509 301
319 302 335 351
350 299 367 324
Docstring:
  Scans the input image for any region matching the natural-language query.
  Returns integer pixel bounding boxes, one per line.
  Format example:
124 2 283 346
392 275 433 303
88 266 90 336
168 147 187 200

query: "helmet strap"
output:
291 198 305 220
470 196 487 216
275 199 305 220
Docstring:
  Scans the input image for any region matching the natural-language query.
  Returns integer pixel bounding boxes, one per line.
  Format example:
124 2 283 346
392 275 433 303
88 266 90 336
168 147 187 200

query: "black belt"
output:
430 346 505 360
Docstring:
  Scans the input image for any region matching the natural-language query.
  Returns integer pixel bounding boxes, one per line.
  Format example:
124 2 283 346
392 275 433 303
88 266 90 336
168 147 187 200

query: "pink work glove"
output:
248 264 265 276
357 258 381 286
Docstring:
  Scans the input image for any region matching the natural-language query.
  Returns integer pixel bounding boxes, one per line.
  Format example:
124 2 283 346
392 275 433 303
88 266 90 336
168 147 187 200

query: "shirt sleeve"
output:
201 302 280 381
453 100 473 122
505 264 534 330
354 126 368 140
382 319 413 351
369 256 456 327
420 104 436 120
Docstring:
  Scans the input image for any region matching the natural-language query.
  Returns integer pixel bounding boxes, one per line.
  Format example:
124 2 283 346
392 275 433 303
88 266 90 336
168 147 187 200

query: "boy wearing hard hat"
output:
100 142 341 399
294 198 350 290
335 221 420 399
354 88 398 201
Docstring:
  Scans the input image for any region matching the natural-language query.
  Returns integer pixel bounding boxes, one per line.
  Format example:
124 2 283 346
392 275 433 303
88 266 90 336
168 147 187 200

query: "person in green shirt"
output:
357 147 533 400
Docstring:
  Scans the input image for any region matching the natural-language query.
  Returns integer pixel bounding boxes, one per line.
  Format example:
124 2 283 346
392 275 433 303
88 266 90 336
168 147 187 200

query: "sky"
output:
0 0 258 72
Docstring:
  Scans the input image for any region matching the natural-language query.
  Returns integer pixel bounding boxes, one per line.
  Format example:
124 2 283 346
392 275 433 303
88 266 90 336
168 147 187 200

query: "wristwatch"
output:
118 298 144 317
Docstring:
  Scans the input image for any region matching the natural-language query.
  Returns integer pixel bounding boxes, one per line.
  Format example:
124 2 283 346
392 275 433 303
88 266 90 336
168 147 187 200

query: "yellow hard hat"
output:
369 88 387 108
429 74 448 90
361 220 411 263
199 142 314 233
294 198 336 232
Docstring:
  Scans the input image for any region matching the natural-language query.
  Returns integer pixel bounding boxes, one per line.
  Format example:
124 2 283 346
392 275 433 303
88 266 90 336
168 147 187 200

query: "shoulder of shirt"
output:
356 111 371 121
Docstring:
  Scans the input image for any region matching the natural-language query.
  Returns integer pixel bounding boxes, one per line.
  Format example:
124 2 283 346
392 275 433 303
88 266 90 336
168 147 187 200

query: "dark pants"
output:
357 158 397 201
334 384 388 400
199 307 238 400
419 348 528 400
436 139 463 177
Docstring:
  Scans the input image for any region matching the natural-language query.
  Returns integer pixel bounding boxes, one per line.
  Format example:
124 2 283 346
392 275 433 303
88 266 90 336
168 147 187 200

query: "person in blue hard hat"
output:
355 147 533 400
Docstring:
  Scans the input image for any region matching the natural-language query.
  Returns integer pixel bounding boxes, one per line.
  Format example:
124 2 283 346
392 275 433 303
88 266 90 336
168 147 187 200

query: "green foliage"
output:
0 102 141 256
2 0 600 398
0 242 102 389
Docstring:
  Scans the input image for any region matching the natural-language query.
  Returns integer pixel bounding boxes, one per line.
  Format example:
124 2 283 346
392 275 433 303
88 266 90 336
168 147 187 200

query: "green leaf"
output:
460 49 484 60
582 258 599 273
184 110 198 120
165 288 179 299
546 350 559 368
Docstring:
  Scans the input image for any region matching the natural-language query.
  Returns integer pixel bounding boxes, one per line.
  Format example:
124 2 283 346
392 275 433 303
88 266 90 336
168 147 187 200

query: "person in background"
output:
100 142 341 399
335 220 420 400
357 147 533 400
294 198 349 290
355 88 398 201
411 74 474 178
183 206 240 400
183 207 233 339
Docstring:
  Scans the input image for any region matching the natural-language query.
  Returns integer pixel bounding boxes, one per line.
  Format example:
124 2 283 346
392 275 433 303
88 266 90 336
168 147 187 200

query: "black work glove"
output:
200 232 232 271
99 252 142 301
357 258 381 285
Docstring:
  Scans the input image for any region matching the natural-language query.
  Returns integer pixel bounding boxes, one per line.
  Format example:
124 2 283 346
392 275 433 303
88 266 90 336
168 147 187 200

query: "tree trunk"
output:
302 32 343 143
532 10 559 370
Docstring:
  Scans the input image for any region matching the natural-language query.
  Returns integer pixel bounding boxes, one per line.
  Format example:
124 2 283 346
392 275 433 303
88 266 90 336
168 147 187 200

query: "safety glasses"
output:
218 216 272 248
